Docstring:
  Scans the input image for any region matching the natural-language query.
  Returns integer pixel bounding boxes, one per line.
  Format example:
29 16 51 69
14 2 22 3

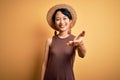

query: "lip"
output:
59 25 65 28
59 24 66 28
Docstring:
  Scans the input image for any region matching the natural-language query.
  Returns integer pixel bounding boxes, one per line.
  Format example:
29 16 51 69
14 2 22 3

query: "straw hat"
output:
46 4 77 31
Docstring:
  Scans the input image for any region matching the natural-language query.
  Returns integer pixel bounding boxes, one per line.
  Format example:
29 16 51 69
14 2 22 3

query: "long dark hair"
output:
52 8 72 35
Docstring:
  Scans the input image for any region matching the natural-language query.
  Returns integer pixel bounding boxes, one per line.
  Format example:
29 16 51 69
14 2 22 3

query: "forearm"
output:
76 42 86 58
41 64 46 80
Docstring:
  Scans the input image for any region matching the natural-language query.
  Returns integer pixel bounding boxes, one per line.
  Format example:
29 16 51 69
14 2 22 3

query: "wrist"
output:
77 42 83 47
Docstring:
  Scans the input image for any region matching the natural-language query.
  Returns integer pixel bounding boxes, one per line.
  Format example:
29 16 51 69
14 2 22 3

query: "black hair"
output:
52 8 72 23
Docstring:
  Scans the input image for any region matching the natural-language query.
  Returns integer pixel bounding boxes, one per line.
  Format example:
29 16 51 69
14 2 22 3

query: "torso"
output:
44 34 76 80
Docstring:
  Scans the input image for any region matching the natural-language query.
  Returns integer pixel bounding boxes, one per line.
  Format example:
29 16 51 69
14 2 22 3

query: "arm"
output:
41 38 52 80
76 41 86 58
67 31 86 58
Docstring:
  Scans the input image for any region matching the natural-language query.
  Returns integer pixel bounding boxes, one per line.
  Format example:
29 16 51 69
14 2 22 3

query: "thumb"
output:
66 41 74 46
74 31 85 40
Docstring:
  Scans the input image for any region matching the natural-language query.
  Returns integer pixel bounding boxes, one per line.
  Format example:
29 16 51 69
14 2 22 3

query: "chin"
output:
60 27 68 30
59 29 67 32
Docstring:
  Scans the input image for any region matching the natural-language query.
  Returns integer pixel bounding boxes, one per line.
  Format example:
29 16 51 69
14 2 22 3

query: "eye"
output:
63 17 67 20
55 18 60 21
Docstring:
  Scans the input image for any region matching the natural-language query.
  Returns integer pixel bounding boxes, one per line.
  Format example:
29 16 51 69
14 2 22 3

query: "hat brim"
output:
47 4 77 31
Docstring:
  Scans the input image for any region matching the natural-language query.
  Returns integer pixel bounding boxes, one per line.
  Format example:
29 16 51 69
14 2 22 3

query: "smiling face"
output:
55 11 72 32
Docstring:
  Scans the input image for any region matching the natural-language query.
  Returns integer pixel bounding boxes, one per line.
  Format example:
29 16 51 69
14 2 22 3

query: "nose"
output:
60 19 64 24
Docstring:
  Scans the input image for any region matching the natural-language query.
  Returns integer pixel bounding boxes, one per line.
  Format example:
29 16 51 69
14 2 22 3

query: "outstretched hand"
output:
67 31 85 46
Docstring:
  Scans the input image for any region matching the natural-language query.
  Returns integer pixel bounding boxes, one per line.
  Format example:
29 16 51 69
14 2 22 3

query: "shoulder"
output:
46 37 52 47
70 34 75 39
71 34 75 37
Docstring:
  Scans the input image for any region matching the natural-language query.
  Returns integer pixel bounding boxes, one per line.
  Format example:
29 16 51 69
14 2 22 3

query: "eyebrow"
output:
55 16 67 19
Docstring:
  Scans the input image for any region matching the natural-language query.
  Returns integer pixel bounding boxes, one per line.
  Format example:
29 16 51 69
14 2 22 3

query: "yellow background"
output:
0 0 120 80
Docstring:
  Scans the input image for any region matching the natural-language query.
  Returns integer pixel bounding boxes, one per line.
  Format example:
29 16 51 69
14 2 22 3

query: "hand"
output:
67 31 85 46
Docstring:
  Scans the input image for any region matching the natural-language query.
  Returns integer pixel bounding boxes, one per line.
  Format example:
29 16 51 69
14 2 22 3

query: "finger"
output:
72 39 84 46
74 37 84 42
66 41 74 46
74 31 85 40
81 31 85 36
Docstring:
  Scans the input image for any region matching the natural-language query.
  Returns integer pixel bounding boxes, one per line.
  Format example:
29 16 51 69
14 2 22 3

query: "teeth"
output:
59 24 66 28
60 26 65 28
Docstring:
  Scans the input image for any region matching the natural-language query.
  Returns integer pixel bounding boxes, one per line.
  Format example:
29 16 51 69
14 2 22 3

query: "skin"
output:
41 11 86 80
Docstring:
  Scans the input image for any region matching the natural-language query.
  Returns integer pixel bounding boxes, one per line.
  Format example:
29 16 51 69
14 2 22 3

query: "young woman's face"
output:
55 11 72 32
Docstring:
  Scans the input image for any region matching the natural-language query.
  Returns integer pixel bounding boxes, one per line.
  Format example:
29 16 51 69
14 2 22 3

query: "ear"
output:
69 20 72 23
69 20 72 28
70 20 72 23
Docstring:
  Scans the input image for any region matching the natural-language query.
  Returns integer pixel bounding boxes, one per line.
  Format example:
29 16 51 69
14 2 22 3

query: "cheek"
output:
68 20 72 26
55 21 60 26
66 21 71 26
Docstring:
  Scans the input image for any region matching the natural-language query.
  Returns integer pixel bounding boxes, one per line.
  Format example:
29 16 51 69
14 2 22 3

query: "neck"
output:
58 30 70 38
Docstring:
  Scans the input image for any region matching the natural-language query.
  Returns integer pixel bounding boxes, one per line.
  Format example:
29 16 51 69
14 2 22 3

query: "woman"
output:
41 4 86 80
